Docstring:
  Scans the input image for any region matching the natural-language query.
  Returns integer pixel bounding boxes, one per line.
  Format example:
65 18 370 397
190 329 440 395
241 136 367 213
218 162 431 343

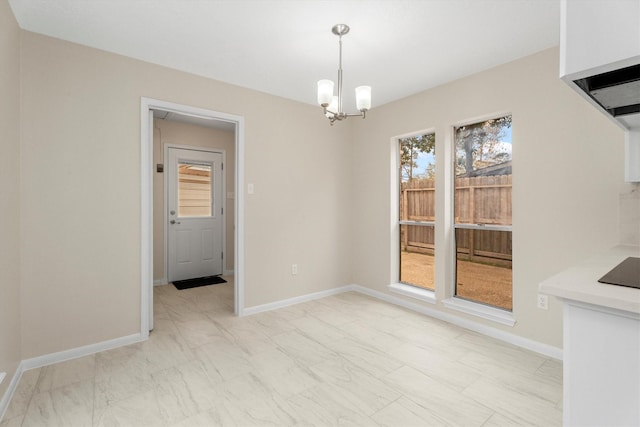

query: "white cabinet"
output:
540 245 640 426
560 0 640 78
563 301 640 426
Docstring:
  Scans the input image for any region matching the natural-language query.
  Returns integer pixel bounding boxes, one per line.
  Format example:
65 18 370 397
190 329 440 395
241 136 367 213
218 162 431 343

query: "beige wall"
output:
350 47 625 348
0 0 22 399
19 30 352 358
153 119 235 280
10 20 633 363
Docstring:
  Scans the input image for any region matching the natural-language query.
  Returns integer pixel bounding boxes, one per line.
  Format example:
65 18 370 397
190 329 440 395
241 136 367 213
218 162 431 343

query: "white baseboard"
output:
243 286 352 316
0 363 24 422
350 284 563 360
21 333 146 371
243 283 561 359
1 333 147 422
1 282 562 422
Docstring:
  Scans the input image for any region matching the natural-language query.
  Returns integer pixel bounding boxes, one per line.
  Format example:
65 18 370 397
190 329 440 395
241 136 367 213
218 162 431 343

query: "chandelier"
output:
317 24 371 125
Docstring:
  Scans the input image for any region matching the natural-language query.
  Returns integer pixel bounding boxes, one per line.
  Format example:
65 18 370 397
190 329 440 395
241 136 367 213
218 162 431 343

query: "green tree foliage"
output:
455 116 512 176
400 133 435 181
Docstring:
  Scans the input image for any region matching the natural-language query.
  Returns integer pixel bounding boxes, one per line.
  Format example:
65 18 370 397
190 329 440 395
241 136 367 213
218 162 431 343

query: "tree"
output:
455 116 512 176
400 133 435 181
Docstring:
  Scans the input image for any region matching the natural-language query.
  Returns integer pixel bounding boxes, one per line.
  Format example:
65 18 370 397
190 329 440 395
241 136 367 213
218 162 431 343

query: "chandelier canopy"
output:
317 24 371 125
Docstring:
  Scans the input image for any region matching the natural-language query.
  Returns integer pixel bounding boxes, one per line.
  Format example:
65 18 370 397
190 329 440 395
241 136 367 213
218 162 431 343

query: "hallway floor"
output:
1 278 562 426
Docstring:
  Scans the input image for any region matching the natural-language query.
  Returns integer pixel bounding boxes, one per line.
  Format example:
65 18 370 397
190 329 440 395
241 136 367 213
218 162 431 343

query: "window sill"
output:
442 297 515 327
388 283 436 304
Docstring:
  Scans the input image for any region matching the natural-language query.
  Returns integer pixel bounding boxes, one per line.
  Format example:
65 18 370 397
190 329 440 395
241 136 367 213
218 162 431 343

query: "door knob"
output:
170 220 181 225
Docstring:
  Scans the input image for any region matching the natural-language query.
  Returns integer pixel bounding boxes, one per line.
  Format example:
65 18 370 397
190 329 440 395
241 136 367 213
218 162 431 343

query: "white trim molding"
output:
0 366 22 422
353 284 562 360
388 283 437 304
1 281 562 421
0 332 146 422
140 97 246 328
21 334 145 371
243 283 561 360
442 297 516 327
243 286 353 316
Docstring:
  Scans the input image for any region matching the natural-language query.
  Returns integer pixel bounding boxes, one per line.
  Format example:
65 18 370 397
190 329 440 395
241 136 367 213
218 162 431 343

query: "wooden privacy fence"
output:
400 175 512 267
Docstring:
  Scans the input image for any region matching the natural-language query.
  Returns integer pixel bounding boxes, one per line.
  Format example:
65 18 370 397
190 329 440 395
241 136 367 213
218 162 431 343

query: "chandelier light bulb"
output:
355 86 371 112
317 80 334 107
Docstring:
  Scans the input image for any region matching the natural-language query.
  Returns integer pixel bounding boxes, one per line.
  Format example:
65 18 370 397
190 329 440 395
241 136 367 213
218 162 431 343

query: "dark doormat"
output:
173 275 227 290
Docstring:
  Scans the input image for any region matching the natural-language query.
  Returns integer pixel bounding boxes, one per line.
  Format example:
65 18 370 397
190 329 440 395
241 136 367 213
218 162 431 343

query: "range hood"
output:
572 64 640 130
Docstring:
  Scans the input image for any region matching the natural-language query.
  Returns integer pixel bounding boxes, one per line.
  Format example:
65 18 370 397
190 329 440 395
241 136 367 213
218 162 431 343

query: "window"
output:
453 116 512 311
399 133 436 290
178 162 212 217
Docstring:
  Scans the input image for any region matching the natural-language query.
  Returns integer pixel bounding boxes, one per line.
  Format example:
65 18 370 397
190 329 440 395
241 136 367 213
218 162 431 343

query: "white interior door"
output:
167 147 223 282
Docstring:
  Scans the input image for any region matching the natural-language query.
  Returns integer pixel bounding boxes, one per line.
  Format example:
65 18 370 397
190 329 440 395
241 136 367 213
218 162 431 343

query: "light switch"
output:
248 183 254 194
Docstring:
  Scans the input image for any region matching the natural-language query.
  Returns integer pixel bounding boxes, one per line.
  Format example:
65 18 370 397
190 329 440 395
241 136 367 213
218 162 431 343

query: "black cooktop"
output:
598 257 640 289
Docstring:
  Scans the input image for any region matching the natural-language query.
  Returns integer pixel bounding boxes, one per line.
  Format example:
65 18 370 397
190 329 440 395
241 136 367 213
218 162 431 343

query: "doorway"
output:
140 98 245 336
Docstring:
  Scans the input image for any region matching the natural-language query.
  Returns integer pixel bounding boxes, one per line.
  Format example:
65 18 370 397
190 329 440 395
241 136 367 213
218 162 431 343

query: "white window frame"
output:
389 129 436 304
443 113 515 326
389 116 515 326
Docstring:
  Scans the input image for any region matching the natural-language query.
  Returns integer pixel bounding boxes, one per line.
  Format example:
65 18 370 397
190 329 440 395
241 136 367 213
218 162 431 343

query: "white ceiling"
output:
8 0 561 113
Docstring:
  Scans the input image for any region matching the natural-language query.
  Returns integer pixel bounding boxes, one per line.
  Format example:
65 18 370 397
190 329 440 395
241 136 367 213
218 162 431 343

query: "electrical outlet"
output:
291 264 298 275
537 294 549 310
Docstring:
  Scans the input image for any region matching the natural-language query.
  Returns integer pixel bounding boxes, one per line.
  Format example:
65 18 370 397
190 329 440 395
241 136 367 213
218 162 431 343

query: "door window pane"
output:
178 163 212 217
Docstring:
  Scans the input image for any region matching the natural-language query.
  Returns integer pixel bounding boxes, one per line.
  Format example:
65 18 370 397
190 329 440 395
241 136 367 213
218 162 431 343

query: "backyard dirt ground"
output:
400 251 512 310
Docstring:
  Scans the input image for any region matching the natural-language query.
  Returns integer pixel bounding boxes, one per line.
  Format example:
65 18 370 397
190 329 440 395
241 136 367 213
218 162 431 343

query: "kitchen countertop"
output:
539 245 640 314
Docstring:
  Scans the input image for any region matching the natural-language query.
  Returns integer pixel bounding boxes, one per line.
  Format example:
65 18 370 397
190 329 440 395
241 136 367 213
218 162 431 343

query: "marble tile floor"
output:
1 277 562 426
